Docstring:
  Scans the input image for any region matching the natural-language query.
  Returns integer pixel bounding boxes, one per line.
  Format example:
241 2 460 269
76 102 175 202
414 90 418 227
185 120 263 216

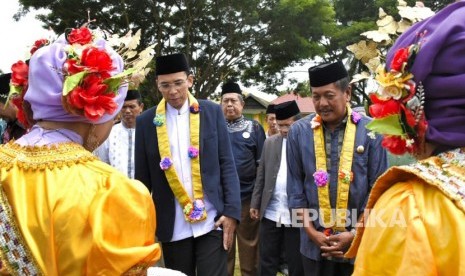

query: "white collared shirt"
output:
264 138 291 225
166 100 217 242
94 123 136 179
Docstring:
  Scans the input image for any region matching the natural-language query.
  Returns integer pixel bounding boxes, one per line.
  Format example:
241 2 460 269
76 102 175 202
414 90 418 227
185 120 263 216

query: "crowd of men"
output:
0 54 387 276
3 2 465 275
0 1 465 276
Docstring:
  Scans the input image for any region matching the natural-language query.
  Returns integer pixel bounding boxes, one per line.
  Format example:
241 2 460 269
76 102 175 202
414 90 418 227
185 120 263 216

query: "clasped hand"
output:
318 231 354 258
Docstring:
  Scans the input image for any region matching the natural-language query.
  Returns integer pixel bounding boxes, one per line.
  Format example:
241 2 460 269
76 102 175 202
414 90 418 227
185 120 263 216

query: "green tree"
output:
16 0 335 105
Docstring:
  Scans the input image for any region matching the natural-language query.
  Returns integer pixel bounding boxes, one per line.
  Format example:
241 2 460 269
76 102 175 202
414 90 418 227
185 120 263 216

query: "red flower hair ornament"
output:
8 26 147 125
366 31 428 155
8 39 49 128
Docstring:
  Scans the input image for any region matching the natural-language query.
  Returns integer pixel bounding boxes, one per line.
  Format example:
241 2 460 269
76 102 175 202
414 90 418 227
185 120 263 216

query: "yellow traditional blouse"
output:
346 148 465 275
0 142 161 275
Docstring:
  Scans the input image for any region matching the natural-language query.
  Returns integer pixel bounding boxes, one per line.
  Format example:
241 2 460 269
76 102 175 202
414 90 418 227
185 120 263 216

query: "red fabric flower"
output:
381 136 413 155
64 59 84 75
400 105 416 128
67 27 93 45
80 47 113 77
11 61 29 87
390 47 409 72
10 97 27 127
368 94 401 118
30 39 49 55
67 74 117 121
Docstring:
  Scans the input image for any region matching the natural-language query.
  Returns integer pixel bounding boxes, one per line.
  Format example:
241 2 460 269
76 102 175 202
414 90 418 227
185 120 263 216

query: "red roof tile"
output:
271 93 315 113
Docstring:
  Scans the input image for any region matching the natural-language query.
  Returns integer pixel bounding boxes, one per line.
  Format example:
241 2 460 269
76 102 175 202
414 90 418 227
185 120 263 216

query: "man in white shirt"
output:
135 53 241 276
265 104 278 138
250 100 304 276
94 90 144 178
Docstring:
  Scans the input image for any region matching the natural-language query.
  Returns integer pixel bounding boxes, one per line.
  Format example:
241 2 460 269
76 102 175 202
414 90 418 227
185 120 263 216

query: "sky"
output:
0 0 54 73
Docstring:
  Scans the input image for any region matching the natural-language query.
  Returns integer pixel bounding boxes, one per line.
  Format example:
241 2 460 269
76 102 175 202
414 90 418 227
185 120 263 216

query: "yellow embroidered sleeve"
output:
353 181 465 275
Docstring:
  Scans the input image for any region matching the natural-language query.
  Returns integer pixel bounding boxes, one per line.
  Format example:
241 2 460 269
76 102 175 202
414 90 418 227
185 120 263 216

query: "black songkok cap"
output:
308 61 348 87
125 89 141 101
275 100 300 120
266 104 276 114
221 82 242 96
155 53 190 76
0 73 11 104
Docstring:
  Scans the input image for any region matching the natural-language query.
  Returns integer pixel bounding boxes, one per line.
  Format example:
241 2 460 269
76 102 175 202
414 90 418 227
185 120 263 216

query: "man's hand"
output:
214 215 237 251
249 208 260 220
320 231 354 258
305 228 330 248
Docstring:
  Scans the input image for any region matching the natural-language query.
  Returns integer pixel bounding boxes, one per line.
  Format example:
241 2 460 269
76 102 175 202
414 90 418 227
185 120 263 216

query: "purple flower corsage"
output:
190 103 201 114
313 170 329 187
184 199 206 221
159 157 173 170
188 146 199 158
351 111 362 124
153 114 165 127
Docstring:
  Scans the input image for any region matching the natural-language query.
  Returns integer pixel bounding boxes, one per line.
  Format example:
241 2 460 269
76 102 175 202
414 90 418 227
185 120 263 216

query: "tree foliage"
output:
15 0 452 107
16 0 335 106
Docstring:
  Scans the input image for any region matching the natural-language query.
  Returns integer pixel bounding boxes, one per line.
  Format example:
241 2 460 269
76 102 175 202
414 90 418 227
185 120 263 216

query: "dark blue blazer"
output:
135 99 241 242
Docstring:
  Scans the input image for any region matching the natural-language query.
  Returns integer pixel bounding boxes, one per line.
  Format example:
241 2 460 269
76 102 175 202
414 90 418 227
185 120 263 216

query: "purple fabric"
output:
16 125 83 146
25 34 128 124
386 1 465 148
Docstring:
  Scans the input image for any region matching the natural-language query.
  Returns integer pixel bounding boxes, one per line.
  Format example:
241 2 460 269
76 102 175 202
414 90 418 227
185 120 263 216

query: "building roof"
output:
271 93 315 114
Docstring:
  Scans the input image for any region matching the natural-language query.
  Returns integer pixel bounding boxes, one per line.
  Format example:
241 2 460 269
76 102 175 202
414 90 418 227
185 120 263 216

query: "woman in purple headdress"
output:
345 2 465 275
0 26 161 275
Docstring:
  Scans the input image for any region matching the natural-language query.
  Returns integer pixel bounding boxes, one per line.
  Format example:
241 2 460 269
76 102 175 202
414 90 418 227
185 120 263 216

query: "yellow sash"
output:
312 105 357 231
155 94 206 223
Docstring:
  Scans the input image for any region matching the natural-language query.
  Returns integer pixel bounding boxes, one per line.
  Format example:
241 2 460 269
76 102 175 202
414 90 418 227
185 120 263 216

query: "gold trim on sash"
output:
155 94 206 223
313 105 357 231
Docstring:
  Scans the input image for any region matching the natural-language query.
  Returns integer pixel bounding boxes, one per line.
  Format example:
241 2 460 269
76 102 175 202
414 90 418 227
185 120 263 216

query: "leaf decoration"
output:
365 57 382 73
62 71 86 96
350 72 371 84
361 30 391 43
366 114 405 136
377 15 398 35
347 40 379 63
398 5 435 22
107 29 155 89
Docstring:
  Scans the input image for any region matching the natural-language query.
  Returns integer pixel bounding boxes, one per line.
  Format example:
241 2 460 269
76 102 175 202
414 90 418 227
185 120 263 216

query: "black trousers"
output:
162 230 227 276
259 217 303 276
302 256 353 276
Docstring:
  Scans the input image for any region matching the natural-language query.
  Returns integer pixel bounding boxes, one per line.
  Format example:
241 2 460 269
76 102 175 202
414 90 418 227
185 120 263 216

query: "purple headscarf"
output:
386 1 465 148
25 34 128 124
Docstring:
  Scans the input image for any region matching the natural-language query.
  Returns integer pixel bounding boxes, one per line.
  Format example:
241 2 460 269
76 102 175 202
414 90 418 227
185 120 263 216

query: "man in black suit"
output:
250 100 304 276
135 53 241 276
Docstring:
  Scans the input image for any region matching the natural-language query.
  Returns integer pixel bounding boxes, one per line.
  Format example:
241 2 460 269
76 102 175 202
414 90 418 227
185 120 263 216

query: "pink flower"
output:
188 146 199 158
313 170 329 187
351 111 362 124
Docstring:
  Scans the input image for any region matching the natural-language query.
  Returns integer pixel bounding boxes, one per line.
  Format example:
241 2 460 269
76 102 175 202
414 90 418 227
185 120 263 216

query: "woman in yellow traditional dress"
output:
0 26 160 275
346 2 465 275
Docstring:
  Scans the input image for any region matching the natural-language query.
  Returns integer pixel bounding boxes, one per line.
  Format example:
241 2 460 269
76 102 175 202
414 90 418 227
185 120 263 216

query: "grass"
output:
233 250 286 276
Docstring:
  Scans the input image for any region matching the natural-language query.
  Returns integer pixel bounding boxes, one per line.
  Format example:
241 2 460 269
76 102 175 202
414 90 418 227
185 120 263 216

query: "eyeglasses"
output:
157 78 188 91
